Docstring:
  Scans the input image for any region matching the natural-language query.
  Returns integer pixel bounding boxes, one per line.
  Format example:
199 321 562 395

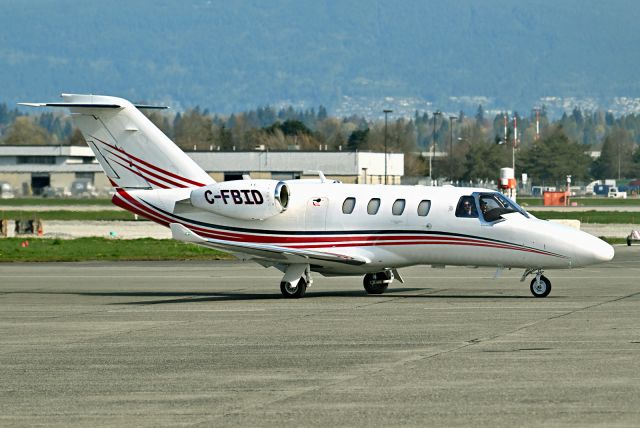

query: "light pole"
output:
449 115 457 181
429 111 441 182
512 115 517 171
383 109 392 185
618 139 621 180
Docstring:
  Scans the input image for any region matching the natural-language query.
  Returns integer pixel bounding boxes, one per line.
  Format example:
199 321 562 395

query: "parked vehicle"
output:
607 187 627 199
587 180 616 196
0 181 15 199
42 186 71 198
70 179 98 198
531 186 556 197
594 184 612 196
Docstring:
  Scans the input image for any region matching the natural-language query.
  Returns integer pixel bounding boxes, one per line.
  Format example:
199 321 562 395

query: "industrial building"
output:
0 146 404 196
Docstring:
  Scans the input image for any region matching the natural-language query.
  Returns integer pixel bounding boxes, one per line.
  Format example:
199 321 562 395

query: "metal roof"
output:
0 146 404 176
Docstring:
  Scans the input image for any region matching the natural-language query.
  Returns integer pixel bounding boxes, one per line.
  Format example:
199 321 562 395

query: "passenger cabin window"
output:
455 196 478 218
392 199 406 215
417 200 431 217
342 197 356 214
367 198 381 215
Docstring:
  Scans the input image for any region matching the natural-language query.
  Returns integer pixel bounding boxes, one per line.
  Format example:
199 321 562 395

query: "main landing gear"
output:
280 277 307 298
279 264 313 299
522 268 552 298
280 270 398 298
363 270 395 295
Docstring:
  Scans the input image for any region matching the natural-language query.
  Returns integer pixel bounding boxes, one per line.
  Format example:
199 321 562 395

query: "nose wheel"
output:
530 274 551 298
521 269 552 298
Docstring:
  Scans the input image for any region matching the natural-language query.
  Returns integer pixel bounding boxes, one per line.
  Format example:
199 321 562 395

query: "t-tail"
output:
21 94 214 190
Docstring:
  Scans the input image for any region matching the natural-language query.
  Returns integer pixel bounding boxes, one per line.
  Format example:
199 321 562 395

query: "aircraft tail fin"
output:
21 94 214 190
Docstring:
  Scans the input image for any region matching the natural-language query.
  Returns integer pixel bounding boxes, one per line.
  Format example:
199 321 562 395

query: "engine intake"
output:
190 179 289 220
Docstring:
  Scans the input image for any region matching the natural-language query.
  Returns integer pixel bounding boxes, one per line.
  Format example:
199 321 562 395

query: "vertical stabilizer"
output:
28 94 215 189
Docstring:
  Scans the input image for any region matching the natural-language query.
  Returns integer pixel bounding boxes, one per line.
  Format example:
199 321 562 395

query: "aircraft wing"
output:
170 223 369 266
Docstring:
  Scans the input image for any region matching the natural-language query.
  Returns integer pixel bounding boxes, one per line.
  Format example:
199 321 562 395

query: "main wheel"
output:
280 278 307 298
530 275 551 298
363 272 389 295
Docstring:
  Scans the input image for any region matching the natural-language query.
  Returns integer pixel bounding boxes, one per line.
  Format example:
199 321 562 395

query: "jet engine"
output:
190 179 289 220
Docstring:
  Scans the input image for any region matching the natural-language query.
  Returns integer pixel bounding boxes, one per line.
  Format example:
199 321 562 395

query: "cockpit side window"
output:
455 196 478 218
479 192 529 222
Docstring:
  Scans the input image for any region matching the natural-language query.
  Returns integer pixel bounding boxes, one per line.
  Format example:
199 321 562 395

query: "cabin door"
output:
305 197 329 231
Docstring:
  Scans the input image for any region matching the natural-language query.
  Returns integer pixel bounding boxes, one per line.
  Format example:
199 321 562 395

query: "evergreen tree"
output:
475 105 485 126
592 128 635 179
347 129 369 151
318 105 328 121
461 140 506 182
518 126 591 184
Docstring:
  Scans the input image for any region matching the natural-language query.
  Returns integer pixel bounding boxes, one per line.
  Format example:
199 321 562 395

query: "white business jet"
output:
22 94 614 298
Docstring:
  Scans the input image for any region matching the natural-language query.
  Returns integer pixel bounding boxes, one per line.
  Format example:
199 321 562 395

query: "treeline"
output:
2 102 640 185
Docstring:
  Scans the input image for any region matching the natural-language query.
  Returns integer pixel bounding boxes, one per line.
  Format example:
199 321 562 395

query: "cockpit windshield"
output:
477 192 529 222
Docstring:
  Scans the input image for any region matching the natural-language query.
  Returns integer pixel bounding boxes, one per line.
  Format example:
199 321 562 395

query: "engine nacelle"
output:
190 179 289 220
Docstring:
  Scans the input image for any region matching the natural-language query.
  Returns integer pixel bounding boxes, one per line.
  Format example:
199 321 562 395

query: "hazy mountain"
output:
2 0 640 117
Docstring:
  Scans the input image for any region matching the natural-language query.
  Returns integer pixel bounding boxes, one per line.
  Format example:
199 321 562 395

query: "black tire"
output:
280 278 307 298
363 272 389 295
628 238 632 246
530 275 551 298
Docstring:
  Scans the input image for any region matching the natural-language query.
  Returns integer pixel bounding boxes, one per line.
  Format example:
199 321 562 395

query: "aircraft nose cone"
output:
574 234 615 266
596 240 615 263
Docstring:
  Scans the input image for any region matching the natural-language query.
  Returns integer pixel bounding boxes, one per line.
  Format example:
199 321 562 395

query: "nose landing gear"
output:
522 268 552 298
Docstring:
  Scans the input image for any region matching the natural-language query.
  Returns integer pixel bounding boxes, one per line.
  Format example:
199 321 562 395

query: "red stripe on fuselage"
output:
110 158 170 189
93 136 205 187
104 148 187 188
112 189 564 259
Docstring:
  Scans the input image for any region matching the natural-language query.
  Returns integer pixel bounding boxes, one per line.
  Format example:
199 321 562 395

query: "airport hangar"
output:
0 145 404 196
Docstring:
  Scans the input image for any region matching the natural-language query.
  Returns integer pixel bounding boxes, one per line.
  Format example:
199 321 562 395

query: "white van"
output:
0 182 15 199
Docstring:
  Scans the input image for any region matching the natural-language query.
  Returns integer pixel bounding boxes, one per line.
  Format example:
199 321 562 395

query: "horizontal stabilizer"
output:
19 102 121 109
19 102 168 110
170 223 369 266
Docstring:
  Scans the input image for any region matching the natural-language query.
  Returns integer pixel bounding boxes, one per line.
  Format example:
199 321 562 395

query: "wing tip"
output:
170 223 205 243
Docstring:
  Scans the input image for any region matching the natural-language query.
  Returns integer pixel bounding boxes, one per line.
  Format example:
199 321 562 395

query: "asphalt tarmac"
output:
1 246 639 427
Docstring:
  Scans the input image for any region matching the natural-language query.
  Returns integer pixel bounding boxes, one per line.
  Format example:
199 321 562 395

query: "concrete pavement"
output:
1 246 639 426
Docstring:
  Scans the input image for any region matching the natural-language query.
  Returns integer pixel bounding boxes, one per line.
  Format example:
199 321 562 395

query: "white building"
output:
0 146 404 195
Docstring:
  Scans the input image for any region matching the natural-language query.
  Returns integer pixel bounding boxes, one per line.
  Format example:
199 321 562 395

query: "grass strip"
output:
0 237 230 262
0 198 112 206
529 210 640 224
0 210 139 221
601 237 629 245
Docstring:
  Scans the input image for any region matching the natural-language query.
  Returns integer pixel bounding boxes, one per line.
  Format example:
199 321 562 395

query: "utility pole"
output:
512 115 517 171
383 109 392 185
503 113 508 146
534 107 541 140
449 115 457 181
618 139 621 180
429 111 441 182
